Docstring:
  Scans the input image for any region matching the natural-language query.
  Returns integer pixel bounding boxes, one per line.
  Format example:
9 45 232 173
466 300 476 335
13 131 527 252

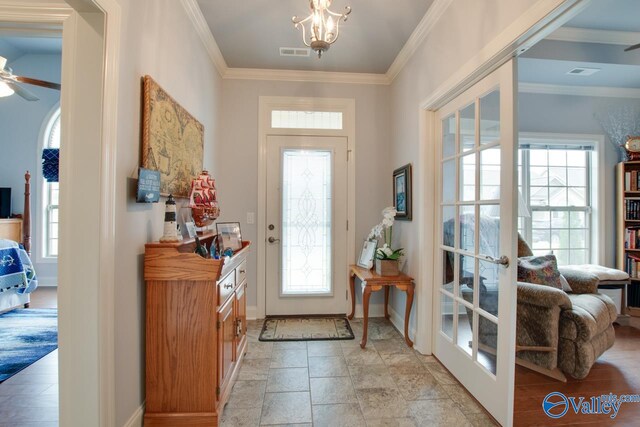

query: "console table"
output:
347 265 414 349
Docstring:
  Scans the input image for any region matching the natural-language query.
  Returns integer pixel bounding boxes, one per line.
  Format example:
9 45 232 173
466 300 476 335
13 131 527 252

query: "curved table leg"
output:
360 285 372 348
384 286 390 320
404 285 414 348
348 274 356 320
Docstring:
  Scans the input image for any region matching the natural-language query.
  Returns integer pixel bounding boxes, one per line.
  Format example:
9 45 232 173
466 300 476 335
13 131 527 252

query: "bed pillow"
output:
517 254 563 290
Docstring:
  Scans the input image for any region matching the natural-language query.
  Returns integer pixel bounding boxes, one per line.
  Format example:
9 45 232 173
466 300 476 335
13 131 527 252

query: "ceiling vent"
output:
279 47 310 57
566 67 600 76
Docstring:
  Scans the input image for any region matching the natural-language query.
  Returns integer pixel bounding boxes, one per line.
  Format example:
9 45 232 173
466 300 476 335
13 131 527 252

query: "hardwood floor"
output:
28 287 57 309
514 325 640 426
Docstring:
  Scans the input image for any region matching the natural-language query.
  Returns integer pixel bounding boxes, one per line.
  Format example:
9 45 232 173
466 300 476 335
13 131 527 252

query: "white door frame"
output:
0 1 120 425
415 0 593 356
257 96 356 319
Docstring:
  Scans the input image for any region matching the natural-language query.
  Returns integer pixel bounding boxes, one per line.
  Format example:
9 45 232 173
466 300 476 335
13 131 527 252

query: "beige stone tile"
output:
423 361 458 385
391 372 449 401
273 341 307 351
442 384 485 414
365 418 418 427
226 380 266 408
372 338 413 355
380 353 423 367
245 341 274 359
348 365 396 390
408 399 472 427
239 358 271 381
260 392 312 425
266 368 309 392
312 403 366 427
270 350 308 368
356 388 411 420
220 406 261 427
307 341 343 357
464 411 499 426
308 356 350 378
310 377 357 404
413 352 436 364
387 364 428 376
343 346 384 366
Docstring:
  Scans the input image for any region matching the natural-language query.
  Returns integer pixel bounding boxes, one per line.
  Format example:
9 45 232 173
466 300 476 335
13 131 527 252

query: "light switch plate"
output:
247 212 255 224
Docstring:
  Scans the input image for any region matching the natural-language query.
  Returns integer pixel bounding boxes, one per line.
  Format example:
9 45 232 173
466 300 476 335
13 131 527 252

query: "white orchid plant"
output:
367 207 404 261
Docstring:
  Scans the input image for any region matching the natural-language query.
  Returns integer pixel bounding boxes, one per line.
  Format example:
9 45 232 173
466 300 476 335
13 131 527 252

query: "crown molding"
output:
547 26 640 46
386 0 453 83
181 0 227 77
520 82 640 98
224 67 389 85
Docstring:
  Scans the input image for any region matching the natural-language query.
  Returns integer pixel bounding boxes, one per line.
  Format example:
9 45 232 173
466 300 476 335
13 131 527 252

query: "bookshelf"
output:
616 161 640 312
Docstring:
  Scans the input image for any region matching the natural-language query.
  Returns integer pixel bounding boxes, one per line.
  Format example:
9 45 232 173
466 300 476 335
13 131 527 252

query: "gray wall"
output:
518 92 640 267
219 79 392 310
0 52 61 285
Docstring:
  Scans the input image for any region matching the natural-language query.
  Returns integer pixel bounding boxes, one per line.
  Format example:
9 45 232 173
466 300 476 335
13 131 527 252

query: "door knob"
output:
268 236 280 243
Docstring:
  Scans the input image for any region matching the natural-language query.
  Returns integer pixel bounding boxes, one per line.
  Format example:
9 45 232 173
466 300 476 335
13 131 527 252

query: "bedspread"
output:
0 239 37 294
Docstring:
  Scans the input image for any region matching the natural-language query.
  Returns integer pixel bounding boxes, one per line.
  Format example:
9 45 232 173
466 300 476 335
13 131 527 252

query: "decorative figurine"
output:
189 170 220 228
159 194 181 243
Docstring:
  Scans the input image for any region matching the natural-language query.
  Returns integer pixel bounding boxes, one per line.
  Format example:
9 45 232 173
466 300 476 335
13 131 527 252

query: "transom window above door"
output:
271 110 343 130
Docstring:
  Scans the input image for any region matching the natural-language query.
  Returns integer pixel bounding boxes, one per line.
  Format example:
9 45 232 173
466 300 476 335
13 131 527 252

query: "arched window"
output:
42 109 60 258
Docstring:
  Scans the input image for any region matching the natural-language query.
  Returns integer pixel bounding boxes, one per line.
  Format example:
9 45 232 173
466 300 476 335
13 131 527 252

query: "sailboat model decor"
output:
189 170 220 228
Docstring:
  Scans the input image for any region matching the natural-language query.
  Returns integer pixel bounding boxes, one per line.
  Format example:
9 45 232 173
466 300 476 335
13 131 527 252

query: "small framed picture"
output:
184 221 197 239
216 222 243 252
357 240 377 269
393 164 412 221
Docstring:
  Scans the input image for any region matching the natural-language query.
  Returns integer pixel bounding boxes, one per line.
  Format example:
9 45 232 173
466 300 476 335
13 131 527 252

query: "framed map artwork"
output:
141 75 204 198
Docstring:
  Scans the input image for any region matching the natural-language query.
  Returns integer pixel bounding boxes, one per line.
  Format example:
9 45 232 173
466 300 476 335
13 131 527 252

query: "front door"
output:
265 135 348 315
435 60 518 426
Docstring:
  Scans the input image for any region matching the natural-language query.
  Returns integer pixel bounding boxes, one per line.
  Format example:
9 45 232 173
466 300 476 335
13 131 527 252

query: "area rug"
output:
259 316 354 341
0 308 58 382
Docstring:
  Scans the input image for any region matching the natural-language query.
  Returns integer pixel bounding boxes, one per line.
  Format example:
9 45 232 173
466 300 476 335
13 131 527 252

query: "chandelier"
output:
292 0 351 58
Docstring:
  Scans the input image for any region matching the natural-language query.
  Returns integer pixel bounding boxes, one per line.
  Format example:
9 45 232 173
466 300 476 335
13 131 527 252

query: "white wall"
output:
219 80 392 312
518 92 639 267
388 0 544 347
0 52 60 285
111 1 222 424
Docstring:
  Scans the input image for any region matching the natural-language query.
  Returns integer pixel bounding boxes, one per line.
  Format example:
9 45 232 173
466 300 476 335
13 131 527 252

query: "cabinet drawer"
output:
218 272 236 306
236 259 247 286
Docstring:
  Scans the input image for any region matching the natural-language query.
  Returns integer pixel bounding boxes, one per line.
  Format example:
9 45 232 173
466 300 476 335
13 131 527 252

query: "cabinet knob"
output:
224 283 233 289
239 269 246 274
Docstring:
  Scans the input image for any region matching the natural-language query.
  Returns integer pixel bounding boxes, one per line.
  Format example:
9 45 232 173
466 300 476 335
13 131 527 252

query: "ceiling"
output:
519 0 640 89
196 0 435 74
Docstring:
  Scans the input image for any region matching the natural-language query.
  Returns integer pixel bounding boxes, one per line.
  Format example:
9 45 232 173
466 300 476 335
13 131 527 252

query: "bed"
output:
0 172 36 313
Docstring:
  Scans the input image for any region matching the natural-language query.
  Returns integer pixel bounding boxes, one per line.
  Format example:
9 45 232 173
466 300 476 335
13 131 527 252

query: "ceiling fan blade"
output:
3 80 40 101
624 43 640 52
15 76 61 90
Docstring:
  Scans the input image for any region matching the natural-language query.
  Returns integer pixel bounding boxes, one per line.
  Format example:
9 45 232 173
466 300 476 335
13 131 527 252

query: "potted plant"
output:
367 207 404 276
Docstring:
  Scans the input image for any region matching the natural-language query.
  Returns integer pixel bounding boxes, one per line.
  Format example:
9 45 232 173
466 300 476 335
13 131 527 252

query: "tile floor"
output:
221 318 497 427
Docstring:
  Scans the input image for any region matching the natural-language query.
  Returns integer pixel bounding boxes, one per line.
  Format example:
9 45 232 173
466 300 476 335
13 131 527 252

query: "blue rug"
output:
0 308 57 382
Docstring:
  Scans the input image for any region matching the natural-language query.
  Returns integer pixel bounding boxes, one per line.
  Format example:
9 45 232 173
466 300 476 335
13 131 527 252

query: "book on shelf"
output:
625 170 640 191
625 254 640 278
625 199 640 220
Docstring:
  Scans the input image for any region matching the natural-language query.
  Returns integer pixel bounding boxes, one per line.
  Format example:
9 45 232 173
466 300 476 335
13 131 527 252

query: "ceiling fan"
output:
0 55 61 101
625 43 640 52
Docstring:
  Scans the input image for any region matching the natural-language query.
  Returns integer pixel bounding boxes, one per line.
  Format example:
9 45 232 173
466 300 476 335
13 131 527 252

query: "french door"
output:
265 135 348 315
435 60 518 426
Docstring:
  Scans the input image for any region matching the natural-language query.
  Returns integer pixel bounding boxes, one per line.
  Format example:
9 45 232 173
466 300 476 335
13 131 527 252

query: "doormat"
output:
259 316 355 341
0 308 57 383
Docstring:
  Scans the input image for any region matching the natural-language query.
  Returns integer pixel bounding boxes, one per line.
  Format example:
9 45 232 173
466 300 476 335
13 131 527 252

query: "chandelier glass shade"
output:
292 0 351 58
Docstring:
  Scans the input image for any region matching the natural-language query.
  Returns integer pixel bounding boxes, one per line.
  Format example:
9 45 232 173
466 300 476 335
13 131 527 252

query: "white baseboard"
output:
387 305 417 346
123 403 144 427
247 305 259 320
36 278 57 287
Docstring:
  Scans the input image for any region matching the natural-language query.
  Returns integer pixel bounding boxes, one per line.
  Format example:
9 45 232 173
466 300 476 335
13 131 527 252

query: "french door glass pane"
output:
443 160 456 203
478 314 498 375
480 148 501 200
460 103 476 152
459 254 475 299
441 293 454 339
442 250 455 292
442 114 456 158
460 154 476 201
456 303 473 357
281 149 332 295
460 206 475 252
479 260 499 316
480 90 500 146
442 206 456 247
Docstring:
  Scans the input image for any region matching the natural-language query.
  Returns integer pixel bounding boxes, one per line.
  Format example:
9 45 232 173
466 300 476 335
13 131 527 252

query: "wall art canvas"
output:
393 164 412 220
141 75 204 198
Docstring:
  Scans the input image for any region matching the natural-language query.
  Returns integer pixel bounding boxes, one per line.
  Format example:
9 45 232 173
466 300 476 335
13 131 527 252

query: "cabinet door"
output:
217 295 235 395
235 281 247 356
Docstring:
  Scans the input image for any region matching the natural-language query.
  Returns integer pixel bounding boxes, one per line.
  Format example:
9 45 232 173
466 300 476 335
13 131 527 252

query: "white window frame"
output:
39 105 61 261
519 132 605 264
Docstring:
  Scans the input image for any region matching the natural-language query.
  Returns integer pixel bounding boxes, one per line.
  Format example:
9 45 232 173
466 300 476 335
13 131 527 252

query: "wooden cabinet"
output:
144 234 250 426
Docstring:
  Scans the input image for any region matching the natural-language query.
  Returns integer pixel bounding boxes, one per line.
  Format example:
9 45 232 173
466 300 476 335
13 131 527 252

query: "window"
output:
271 110 343 130
43 109 60 258
518 138 596 265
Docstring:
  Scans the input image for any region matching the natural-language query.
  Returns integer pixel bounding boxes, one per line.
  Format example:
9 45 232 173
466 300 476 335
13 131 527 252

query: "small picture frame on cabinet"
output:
216 222 243 252
357 240 377 269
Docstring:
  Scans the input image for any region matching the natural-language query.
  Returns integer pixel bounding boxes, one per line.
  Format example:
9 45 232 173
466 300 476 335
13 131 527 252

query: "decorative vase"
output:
376 259 399 276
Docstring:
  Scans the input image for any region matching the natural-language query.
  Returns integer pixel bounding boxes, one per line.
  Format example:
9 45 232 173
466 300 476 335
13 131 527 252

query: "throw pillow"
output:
517 254 563 290
559 274 572 292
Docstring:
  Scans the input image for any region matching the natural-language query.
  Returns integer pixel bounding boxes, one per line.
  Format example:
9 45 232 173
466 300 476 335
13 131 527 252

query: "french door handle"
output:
481 255 510 268
268 236 280 243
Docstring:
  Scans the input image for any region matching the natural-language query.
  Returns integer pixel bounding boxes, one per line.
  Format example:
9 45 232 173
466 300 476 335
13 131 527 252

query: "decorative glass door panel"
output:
281 149 333 296
266 136 348 315
435 60 517 426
